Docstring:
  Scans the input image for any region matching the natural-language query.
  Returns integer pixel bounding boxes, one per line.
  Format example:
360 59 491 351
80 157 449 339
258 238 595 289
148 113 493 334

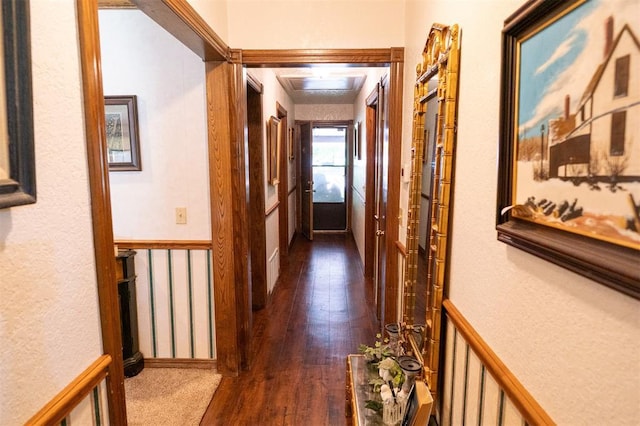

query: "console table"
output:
116 250 144 377
346 354 385 425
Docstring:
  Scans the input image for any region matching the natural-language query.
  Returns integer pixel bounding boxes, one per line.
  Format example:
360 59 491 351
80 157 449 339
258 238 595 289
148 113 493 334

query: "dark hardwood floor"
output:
201 233 380 425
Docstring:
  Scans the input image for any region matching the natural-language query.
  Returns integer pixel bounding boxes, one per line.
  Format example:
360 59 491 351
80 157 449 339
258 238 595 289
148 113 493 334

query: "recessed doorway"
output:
312 125 348 231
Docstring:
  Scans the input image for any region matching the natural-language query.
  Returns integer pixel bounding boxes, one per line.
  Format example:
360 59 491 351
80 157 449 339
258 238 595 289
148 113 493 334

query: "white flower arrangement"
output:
360 334 407 419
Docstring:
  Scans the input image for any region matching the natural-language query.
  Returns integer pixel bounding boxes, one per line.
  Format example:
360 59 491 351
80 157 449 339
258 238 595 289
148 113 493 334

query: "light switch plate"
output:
176 207 187 224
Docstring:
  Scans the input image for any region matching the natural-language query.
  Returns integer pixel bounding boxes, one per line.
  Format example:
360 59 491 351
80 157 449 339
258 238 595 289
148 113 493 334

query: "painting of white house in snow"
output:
513 0 640 250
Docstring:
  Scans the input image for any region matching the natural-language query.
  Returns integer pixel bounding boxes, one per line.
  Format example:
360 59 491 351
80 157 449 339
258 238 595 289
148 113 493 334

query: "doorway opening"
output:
312 125 348 231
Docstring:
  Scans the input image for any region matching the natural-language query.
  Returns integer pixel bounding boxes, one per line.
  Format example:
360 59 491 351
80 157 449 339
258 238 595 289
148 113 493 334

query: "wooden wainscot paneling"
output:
115 239 213 250
443 300 555 425
25 355 112 425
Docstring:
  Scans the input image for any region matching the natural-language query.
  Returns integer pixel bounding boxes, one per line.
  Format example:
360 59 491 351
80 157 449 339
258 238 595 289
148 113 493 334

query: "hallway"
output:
201 233 379 425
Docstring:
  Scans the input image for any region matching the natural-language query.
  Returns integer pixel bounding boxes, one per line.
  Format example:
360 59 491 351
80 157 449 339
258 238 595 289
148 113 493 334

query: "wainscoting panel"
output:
26 356 111 426
268 247 280 295
133 248 216 360
60 382 109 426
440 300 553 425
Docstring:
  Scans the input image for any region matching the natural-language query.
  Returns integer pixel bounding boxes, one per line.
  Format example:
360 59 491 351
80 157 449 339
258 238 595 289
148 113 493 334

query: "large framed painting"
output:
497 0 639 298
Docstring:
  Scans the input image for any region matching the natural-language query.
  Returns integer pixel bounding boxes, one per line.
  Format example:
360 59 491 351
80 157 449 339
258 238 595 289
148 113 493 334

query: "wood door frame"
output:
364 87 379 279
276 102 289 262
247 73 268 311
242 48 404 329
86 3 404 421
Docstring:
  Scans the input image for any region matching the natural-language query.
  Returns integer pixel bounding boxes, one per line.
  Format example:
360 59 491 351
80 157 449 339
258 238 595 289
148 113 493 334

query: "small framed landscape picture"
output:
105 95 141 171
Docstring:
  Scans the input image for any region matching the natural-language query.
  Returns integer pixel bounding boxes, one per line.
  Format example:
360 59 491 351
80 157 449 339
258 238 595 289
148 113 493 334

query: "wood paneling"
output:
76 1 127 423
265 201 280 217
443 300 555 425
97 0 136 8
241 48 398 66
25 355 112 425
206 61 243 375
131 0 229 61
115 239 212 250
144 358 217 370
276 102 289 262
383 48 404 326
246 74 268 310
364 88 378 279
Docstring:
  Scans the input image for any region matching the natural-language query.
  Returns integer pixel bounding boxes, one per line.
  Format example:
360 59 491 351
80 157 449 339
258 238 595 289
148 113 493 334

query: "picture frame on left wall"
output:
105 95 141 171
0 0 36 209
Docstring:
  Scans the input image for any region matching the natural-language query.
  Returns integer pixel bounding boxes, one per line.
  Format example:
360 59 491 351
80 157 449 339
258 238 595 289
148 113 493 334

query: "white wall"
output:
295 104 354 122
187 0 229 42
226 0 405 49
403 1 640 424
0 2 103 423
100 10 210 241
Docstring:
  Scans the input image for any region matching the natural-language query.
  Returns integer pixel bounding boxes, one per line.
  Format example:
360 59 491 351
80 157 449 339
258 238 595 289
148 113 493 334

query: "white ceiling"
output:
273 67 376 104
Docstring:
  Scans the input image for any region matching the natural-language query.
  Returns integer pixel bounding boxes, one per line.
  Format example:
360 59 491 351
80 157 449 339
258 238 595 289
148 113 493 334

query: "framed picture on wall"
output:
288 127 294 162
354 121 361 160
105 95 141 171
267 116 281 185
496 0 640 298
0 0 36 209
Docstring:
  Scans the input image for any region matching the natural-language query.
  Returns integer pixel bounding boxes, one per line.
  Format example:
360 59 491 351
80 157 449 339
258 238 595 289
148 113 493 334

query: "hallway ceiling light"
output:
275 67 368 104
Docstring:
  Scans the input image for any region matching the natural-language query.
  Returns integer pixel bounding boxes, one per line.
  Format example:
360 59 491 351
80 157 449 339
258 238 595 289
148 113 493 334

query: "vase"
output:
397 355 422 394
384 323 400 355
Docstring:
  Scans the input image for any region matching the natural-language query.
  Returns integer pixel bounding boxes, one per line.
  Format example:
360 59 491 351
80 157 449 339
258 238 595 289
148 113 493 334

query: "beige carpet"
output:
125 368 222 426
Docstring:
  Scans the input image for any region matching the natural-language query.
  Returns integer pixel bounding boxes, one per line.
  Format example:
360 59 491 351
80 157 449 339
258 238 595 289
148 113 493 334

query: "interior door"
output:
374 78 389 320
300 121 313 240
312 126 348 231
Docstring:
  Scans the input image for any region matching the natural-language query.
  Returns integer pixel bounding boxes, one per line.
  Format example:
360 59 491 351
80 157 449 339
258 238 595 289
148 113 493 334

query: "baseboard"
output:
144 358 217 371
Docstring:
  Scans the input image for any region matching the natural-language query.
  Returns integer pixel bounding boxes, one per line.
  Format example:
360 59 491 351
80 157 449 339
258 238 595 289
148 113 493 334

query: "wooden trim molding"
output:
145 358 217 370
383 49 405 326
77 1 127 423
25 355 112 425
352 185 365 203
131 0 229 61
241 48 398 66
115 240 213 250
97 0 136 8
265 201 280 217
443 299 555 425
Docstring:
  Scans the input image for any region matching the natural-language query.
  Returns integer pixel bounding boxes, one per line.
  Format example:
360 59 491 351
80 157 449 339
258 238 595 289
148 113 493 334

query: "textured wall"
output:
403 1 640 424
294 104 354 122
226 0 405 49
100 10 210 241
186 0 229 43
0 2 103 423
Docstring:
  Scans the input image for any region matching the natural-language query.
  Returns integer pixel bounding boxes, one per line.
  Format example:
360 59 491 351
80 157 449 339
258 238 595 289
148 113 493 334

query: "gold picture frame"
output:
267 116 281 185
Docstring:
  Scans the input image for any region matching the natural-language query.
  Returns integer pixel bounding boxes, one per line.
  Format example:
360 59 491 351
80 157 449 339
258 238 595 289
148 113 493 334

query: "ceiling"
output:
273 67 375 104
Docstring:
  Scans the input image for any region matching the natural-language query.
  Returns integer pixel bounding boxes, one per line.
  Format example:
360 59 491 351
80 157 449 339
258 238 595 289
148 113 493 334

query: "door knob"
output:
376 229 385 237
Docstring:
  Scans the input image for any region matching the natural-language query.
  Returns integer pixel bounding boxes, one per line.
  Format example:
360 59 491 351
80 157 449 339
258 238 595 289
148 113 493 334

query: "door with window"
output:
312 125 348 231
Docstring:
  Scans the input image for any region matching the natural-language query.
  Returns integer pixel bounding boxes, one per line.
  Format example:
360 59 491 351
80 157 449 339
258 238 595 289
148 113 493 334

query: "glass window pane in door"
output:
312 126 346 203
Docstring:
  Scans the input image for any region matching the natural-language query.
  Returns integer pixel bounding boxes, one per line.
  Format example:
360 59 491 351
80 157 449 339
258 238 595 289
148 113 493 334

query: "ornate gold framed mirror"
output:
402 23 460 403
